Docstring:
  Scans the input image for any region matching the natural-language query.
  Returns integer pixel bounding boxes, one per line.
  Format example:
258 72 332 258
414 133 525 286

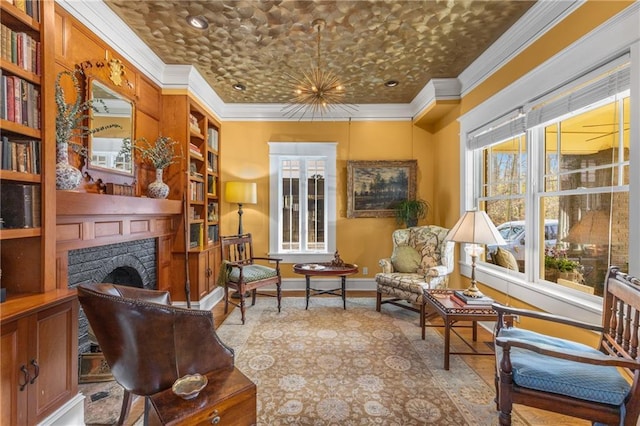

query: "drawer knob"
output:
210 410 220 424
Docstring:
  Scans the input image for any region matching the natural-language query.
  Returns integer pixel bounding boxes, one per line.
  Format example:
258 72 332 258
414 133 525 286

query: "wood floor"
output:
124 292 587 426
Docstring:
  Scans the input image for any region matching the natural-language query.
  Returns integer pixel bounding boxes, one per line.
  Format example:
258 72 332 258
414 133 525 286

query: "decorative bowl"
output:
172 373 208 400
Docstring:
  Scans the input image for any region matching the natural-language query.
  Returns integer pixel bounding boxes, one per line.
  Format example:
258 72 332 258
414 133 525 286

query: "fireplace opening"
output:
103 266 144 287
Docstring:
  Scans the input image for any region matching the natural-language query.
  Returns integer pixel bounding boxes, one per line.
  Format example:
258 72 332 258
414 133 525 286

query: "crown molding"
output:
457 0 585 97
57 0 583 122
55 0 165 87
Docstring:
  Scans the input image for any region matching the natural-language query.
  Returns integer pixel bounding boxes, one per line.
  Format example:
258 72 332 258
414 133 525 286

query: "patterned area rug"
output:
216 297 527 425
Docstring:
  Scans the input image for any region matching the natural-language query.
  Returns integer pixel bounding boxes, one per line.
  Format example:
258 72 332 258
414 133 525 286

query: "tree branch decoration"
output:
55 69 120 156
131 136 183 170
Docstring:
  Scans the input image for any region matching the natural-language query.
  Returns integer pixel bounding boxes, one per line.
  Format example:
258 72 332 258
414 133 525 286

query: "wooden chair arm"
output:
492 303 603 333
495 336 640 371
252 256 282 264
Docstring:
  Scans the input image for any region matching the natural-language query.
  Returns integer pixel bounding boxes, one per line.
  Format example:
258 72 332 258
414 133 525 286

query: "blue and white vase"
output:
147 168 169 199
56 142 83 190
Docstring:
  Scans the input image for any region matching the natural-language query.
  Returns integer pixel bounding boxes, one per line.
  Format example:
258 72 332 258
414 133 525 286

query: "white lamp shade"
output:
225 182 257 204
445 210 506 246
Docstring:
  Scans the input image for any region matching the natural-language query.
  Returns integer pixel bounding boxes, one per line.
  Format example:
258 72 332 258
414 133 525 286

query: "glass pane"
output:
544 95 629 192
485 199 525 272
306 160 325 251
281 160 300 251
484 136 527 196
540 192 628 297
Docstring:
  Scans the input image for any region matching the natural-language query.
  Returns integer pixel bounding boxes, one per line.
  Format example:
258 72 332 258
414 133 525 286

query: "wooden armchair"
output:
493 266 640 426
220 233 282 324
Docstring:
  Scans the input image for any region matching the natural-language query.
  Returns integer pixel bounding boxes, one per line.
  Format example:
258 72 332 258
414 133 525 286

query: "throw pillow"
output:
391 245 422 273
494 247 519 272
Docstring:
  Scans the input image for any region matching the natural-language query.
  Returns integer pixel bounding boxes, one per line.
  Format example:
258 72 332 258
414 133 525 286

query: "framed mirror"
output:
88 79 135 175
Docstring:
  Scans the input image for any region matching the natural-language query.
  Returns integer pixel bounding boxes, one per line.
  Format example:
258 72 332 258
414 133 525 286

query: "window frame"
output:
457 9 639 324
268 142 337 263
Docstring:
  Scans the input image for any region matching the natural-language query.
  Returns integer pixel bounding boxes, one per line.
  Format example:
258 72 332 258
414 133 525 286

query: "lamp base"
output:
462 283 484 298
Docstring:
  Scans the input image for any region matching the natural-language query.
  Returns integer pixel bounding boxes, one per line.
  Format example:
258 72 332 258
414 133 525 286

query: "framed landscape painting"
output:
346 160 417 218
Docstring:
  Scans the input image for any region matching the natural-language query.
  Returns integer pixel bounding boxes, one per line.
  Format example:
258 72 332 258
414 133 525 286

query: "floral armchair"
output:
375 225 454 327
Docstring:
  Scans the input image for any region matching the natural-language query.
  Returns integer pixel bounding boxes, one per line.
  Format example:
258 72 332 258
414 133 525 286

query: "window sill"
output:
458 261 602 324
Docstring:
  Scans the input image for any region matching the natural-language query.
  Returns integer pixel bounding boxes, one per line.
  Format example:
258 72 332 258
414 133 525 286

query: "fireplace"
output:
68 239 157 360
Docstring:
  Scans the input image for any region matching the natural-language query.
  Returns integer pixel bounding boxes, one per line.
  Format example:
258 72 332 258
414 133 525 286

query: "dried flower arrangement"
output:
55 69 120 155
131 136 182 170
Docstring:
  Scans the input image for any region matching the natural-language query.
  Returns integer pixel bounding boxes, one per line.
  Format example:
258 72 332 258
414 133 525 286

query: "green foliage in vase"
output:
55 69 121 156
131 136 183 170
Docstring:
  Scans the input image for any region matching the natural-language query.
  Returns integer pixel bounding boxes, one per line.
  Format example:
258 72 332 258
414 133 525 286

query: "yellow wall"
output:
428 0 633 344
220 120 434 278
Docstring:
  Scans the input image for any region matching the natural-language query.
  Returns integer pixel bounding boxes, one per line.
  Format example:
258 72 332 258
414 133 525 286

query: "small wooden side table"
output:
423 288 497 370
293 263 358 310
148 367 256 425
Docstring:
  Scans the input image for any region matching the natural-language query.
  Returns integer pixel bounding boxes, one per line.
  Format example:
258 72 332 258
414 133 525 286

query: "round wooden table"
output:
293 263 358 309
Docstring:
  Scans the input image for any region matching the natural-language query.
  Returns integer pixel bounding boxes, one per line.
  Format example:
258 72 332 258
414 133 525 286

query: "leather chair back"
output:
77 283 234 396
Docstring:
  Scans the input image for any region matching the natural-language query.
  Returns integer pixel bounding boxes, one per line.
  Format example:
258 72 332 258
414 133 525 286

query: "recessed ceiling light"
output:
384 80 399 88
186 15 209 30
232 83 246 91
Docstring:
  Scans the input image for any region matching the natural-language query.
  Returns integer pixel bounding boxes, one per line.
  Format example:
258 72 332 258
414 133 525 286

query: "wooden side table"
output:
148 367 256 425
293 263 358 309
423 289 497 370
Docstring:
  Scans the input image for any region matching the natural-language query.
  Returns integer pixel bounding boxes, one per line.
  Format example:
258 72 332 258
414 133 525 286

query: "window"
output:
537 92 629 296
269 142 337 263
470 60 631 298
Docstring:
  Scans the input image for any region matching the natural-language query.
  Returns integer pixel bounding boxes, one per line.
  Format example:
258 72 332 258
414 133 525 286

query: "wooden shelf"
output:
0 227 40 240
0 119 41 138
0 170 41 183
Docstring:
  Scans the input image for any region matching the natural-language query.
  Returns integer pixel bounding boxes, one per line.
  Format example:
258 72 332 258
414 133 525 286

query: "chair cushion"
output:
228 264 277 283
497 328 631 405
391 245 422 273
494 247 519 271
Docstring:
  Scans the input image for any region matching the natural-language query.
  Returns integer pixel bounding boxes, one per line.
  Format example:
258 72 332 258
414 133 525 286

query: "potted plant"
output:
394 198 430 228
132 135 182 198
55 69 120 190
544 246 582 282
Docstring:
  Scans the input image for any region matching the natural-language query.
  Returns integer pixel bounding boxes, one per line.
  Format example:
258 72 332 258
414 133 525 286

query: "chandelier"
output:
283 19 355 120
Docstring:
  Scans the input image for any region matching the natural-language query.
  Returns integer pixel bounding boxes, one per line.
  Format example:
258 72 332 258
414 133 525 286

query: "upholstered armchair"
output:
375 225 454 326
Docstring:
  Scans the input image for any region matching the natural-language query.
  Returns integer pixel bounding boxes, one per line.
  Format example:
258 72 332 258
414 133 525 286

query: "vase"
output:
147 168 169 199
56 142 83 190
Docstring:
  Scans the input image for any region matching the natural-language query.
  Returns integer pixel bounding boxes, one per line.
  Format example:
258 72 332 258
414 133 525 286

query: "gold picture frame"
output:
346 160 417 218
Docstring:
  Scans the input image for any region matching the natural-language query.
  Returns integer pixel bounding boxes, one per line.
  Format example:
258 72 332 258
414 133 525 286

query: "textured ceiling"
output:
104 0 535 104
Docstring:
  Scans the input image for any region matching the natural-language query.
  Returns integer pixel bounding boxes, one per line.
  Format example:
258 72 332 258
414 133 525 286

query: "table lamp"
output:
445 210 506 298
225 181 257 235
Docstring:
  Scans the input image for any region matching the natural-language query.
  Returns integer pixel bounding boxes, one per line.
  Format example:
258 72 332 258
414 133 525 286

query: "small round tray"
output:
302 264 325 270
172 373 208 400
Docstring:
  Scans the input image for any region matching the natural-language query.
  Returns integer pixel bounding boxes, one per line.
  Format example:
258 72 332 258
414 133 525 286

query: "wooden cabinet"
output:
1 294 78 425
162 96 221 303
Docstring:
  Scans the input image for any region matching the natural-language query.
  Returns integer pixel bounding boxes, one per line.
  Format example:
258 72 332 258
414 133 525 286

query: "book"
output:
453 290 494 305
0 183 40 228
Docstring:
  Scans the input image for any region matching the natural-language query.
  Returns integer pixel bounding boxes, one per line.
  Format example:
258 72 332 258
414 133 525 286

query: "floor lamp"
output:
445 210 506 298
224 181 257 236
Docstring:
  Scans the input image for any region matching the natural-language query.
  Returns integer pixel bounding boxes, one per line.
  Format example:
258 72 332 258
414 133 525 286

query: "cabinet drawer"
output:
149 367 256 426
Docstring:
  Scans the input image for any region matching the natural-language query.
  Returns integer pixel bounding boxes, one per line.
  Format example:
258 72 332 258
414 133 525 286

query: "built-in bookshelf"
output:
163 95 221 301
0 0 48 284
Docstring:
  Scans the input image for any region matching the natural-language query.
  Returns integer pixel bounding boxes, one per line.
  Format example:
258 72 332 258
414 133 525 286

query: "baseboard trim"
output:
38 393 85 426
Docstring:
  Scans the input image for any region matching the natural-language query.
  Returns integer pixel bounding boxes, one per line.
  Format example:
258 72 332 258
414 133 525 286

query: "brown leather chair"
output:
77 283 235 425
220 233 282 324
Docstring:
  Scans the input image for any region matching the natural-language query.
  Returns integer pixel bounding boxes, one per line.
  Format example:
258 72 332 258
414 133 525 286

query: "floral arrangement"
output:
544 246 580 272
55 69 120 155
132 136 182 170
